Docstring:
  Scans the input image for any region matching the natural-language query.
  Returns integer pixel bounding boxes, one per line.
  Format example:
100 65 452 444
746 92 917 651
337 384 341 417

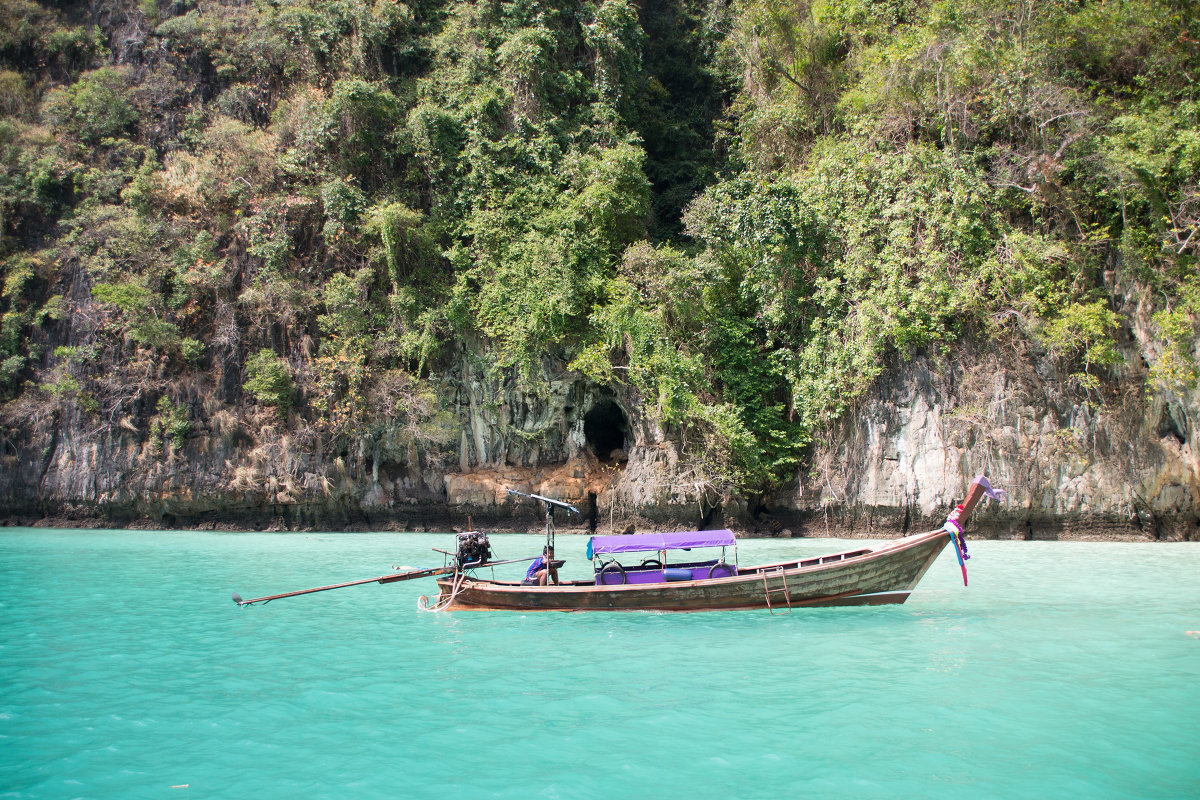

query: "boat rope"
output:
417 569 469 612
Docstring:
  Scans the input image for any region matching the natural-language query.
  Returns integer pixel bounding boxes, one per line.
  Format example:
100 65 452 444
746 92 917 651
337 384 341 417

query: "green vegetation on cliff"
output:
0 0 1196 499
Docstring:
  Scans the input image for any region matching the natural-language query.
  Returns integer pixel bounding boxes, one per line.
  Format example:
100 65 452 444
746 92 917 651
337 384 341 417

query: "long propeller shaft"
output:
231 556 540 607
233 565 454 606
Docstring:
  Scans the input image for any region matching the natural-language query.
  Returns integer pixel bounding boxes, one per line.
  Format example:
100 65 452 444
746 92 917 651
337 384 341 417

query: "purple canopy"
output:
587 530 736 558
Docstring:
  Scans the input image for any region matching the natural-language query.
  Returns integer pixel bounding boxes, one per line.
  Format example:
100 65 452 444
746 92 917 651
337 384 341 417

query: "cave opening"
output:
583 399 628 459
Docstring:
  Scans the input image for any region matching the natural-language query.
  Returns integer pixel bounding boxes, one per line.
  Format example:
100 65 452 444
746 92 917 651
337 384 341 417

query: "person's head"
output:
544 545 554 556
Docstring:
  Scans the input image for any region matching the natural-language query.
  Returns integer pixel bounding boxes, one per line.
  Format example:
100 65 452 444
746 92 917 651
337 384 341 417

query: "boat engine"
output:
455 531 492 568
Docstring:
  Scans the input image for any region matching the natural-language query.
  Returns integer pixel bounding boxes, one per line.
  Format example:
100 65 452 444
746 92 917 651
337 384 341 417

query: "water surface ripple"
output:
1 530 1197 798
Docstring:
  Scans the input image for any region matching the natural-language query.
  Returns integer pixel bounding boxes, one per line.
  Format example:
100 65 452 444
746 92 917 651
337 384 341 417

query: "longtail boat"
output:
427 528 944 612
233 478 1004 613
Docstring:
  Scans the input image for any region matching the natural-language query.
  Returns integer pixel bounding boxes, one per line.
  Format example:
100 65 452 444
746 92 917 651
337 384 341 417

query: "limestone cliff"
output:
787 278 1199 541
1 295 1196 539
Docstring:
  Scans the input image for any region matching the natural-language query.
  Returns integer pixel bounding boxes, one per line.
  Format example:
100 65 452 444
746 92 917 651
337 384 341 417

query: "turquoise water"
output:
1 530 1197 799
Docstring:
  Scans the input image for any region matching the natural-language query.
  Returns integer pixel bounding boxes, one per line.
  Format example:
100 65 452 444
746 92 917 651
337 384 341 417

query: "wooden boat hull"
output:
432 530 951 612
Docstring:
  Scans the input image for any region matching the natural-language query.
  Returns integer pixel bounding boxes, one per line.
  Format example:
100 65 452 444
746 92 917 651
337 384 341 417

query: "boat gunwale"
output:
432 589 916 612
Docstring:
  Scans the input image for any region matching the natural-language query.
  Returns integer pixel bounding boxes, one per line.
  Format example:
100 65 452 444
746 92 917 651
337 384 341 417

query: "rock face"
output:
785 275 1200 540
2 312 1197 539
0 350 711 531
437 354 714 530
789 346 1198 540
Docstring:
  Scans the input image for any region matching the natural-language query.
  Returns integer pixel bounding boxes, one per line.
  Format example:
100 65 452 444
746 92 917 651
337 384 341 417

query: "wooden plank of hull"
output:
432 530 950 612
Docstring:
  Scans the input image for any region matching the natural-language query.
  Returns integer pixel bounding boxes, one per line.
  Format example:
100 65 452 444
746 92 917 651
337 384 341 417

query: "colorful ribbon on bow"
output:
942 517 969 586
942 475 1007 587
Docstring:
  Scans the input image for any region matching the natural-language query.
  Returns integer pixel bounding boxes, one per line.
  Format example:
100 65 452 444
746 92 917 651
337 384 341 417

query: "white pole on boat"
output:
505 489 581 554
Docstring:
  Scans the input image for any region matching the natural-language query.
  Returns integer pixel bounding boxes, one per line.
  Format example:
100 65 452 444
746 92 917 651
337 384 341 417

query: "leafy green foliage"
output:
1037 299 1123 374
181 337 205 364
244 349 294 416
0 352 22 383
150 396 193 450
91 280 182 350
1149 278 1200 392
44 67 137 143
0 251 54 389
628 0 728 238
42 373 80 398
322 78 402 188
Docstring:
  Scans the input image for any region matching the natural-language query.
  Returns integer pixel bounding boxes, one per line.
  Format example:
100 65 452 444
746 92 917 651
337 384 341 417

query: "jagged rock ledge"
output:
2 320 1197 540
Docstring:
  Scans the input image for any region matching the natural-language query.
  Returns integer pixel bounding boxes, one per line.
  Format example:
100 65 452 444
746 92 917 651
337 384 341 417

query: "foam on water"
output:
1 530 1197 799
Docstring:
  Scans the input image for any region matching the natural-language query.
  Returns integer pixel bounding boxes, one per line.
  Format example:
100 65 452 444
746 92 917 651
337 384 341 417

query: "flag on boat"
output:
975 475 1007 502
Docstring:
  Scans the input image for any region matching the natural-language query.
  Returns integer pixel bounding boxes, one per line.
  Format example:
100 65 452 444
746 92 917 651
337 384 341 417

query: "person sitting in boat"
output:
524 546 559 586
